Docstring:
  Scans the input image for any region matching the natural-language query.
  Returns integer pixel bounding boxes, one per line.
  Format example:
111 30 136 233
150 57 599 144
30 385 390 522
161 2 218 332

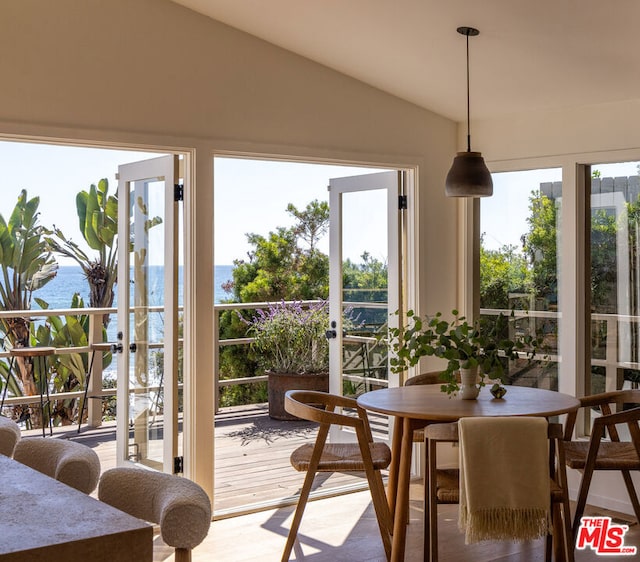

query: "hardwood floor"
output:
30 407 639 561
191 482 640 561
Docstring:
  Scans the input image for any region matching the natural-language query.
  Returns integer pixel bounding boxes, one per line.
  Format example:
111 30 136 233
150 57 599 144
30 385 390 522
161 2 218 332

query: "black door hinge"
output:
174 455 184 474
398 195 407 210
174 184 184 202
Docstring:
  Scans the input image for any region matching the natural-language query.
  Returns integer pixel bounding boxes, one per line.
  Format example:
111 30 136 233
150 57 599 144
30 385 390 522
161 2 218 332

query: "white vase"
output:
459 366 480 399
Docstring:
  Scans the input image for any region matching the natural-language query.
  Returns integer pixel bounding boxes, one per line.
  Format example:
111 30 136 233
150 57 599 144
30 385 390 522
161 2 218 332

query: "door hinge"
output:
398 195 407 210
174 183 184 202
173 455 184 474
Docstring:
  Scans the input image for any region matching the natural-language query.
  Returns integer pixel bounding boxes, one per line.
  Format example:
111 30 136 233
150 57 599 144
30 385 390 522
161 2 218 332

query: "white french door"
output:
328 170 403 442
115 155 181 473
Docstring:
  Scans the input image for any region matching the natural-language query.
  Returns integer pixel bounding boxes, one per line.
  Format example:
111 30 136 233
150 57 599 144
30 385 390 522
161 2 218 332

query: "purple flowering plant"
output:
247 300 330 375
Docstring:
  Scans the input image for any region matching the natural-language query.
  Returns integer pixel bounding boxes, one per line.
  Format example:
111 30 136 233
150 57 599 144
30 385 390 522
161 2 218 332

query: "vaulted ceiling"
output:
171 0 640 123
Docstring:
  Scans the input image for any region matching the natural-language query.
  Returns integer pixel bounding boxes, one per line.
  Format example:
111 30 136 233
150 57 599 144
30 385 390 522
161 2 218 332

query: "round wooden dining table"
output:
357 384 580 562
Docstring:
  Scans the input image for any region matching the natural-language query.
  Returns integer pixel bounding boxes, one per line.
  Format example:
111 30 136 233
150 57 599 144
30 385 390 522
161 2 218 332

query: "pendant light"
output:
445 26 493 197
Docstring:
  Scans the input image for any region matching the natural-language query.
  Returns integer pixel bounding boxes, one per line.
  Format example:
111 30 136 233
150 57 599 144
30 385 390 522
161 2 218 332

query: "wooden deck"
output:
213 403 380 516
26 402 380 517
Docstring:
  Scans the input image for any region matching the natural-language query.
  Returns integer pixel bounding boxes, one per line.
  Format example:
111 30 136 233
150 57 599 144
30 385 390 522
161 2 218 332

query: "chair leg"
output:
423 464 430 562
281 468 317 562
621 469 640 524
427 440 438 562
174 548 191 562
571 468 594 539
365 462 393 560
545 516 553 562
561 495 575 562
549 502 569 562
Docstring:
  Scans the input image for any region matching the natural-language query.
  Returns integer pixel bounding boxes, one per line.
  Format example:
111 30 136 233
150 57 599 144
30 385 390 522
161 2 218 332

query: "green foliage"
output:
286 200 329 252
228 200 330 302
343 252 387 286
33 293 109 425
248 301 329 374
590 208 617 311
480 239 530 309
522 191 558 303
389 310 540 395
45 179 118 318
0 190 58 329
0 190 58 411
231 227 329 301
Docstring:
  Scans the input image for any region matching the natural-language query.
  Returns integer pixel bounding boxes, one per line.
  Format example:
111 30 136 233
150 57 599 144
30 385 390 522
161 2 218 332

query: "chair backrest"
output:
13 437 100 494
98 467 212 551
284 389 374 438
564 389 640 442
404 370 442 386
426 420 568 480
0 415 21 457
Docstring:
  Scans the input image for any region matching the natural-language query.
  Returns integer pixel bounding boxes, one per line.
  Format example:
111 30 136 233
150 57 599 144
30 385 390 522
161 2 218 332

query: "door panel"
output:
116 155 180 473
328 170 401 442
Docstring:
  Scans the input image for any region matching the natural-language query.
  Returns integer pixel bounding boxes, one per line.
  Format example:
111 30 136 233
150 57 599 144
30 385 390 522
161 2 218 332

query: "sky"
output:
0 141 159 264
481 168 562 251
213 157 388 265
480 161 640 253
1 139 638 269
0 141 386 267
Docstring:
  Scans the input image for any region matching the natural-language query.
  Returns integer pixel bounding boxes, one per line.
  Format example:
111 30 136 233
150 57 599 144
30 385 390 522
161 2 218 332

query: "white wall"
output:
0 0 459 499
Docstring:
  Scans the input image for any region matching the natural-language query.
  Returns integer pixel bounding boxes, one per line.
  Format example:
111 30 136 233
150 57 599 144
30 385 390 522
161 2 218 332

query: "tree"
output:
228 200 330 302
286 199 329 252
45 179 118 326
479 239 530 309
521 191 558 305
0 190 58 418
219 199 330 406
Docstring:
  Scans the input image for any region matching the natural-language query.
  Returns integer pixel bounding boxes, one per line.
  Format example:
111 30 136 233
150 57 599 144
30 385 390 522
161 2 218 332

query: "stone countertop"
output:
0 454 152 561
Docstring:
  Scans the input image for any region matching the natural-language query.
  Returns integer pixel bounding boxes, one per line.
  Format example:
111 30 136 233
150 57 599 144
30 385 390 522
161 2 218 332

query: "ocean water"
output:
32 264 235 310
30 264 234 345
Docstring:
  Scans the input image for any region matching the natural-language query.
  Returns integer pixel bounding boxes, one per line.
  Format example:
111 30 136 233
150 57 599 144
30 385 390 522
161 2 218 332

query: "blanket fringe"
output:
459 506 550 544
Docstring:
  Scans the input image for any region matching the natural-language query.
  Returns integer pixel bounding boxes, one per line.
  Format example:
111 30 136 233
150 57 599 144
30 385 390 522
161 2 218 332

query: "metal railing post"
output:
213 307 220 414
87 313 104 428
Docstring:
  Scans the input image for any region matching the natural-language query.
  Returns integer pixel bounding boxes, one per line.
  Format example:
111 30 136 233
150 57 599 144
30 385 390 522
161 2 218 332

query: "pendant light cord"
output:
466 30 471 153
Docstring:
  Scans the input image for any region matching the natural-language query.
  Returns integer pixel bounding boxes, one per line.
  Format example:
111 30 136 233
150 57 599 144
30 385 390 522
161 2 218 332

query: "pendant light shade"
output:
445 27 493 198
445 151 493 197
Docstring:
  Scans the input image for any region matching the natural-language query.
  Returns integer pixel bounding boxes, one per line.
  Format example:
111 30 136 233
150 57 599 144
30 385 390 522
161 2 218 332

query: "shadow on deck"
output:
20 402 376 517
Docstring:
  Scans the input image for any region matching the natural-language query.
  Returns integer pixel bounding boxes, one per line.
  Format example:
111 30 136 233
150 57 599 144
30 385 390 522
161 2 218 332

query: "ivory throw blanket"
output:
458 416 550 544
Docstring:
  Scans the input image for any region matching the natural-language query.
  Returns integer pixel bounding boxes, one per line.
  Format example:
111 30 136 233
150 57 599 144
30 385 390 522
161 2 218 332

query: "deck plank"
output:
22 402 384 515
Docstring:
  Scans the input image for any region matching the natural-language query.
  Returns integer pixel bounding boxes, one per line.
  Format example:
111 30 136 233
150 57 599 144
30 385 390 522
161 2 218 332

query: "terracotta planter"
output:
267 371 329 420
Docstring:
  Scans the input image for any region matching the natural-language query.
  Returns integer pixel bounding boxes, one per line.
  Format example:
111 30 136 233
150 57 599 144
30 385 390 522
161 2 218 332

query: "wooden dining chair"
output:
425 420 574 562
282 390 393 561
562 389 640 538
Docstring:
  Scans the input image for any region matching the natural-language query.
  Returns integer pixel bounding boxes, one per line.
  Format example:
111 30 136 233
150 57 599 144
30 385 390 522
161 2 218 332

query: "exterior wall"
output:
0 0 458 500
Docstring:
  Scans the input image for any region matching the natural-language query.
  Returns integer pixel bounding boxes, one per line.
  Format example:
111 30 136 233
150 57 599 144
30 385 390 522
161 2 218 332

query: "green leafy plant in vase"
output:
389 309 540 399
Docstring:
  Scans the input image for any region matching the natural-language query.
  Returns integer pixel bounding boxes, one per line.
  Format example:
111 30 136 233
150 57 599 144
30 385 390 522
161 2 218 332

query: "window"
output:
480 168 562 389
589 161 640 395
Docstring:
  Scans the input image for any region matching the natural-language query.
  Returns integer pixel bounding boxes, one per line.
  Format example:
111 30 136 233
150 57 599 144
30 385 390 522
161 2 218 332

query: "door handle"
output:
111 343 123 354
129 343 137 353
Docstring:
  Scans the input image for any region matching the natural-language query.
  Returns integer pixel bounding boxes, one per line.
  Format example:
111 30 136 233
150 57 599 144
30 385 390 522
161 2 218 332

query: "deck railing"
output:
1 303 636 429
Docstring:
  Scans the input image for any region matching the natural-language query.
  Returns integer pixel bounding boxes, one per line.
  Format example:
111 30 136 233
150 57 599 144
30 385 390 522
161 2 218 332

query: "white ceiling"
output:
171 0 640 123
